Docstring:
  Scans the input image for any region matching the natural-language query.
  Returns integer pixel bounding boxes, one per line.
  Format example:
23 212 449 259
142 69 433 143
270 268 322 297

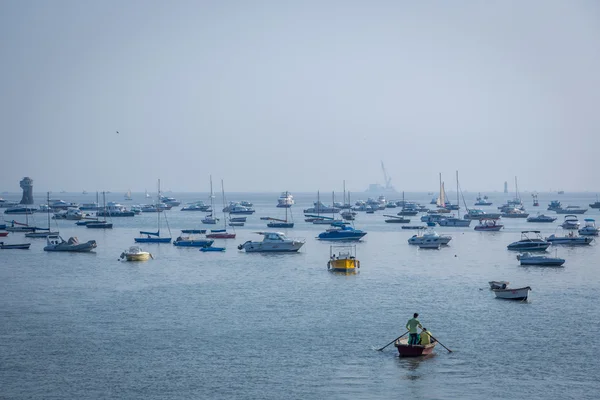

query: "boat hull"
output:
267 222 294 228
126 253 151 261
493 286 531 300
328 258 358 271
0 243 31 249
173 240 214 247
394 338 436 357
134 238 172 243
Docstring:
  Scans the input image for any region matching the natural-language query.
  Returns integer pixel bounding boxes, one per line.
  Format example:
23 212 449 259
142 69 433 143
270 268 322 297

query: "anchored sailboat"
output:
206 180 236 239
266 191 294 228
135 179 172 243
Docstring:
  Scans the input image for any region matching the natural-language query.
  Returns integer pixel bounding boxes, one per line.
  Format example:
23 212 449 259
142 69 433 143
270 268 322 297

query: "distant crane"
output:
381 161 392 190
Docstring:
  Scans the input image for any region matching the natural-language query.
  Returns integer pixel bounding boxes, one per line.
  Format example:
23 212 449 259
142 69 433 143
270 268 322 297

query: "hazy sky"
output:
1 0 599 193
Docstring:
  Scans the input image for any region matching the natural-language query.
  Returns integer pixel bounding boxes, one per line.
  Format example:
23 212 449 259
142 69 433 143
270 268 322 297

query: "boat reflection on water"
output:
396 353 436 381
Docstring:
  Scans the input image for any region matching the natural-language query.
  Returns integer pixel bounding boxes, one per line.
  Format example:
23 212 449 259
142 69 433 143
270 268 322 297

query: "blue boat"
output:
135 231 172 243
173 233 213 247
317 225 367 241
200 246 225 252
181 229 206 234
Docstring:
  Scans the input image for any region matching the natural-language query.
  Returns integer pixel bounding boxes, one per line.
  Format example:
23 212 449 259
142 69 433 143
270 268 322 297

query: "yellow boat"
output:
120 246 153 261
327 245 360 272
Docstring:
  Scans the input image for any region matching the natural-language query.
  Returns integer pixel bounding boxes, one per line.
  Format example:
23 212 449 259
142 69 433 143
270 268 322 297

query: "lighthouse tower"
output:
19 177 34 205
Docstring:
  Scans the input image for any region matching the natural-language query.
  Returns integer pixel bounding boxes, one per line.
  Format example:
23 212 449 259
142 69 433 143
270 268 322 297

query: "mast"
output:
102 191 107 222
157 179 161 233
221 179 227 230
343 180 346 206
285 191 289 222
317 190 320 217
515 176 520 203
456 171 460 218
332 191 335 219
47 192 50 230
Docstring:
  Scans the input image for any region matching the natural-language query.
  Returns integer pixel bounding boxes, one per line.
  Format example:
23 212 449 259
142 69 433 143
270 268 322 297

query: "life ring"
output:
501 283 507 289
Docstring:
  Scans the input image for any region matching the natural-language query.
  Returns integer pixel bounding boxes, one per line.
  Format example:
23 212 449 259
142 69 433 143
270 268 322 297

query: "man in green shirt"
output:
405 313 422 345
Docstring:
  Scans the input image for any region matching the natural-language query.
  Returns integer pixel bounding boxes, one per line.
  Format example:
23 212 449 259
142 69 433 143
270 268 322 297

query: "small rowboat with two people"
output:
493 286 532 300
327 245 360 272
474 218 503 231
394 337 437 357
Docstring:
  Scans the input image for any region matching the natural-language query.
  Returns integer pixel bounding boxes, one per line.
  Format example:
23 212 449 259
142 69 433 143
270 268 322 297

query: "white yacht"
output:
277 192 294 208
237 232 305 252
407 229 452 246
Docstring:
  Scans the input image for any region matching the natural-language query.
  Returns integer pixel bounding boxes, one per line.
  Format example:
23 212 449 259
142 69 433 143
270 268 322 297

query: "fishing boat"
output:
266 203 294 228
206 180 236 239
277 192 294 208
493 286 532 300
589 196 600 209
134 180 172 243
547 200 562 211
384 214 410 223
44 235 97 252
437 172 471 227
474 193 492 206
26 192 59 238
238 231 305 252
394 337 437 357
317 225 367 241
489 281 509 290
517 252 565 266
527 214 557 223
327 245 360 271
202 176 219 224
0 242 31 249
507 231 551 251
173 232 214 247
532 194 539 207
474 219 503 231
87 192 113 229
120 246 153 261
579 219 599 236
545 230 593 245
408 228 452 246
561 215 580 230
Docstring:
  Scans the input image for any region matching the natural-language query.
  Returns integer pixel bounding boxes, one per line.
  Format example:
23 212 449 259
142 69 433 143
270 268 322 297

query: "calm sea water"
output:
1 192 599 399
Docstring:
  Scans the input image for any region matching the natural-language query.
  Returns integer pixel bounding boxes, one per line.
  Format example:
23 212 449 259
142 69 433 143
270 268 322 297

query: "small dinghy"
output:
394 337 437 357
0 242 31 249
493 286 531 300
200 246 225 252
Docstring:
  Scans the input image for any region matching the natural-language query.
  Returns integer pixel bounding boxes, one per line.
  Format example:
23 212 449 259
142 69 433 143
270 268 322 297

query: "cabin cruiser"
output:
545 230 593 245
561 215 580 230
501 208 529 218
517 252 565 266
181 201 211 212
304 201 340 214
579 219 599 236
0 198 19 208
224 203 255 215
53 208 84 220
463 209 502 220
97 202 135 217
590 200 600 209
527 214 557 223
437 216 471 227
43 235 97 252
554 205 587 214
79 203 100 211
507 231 551 251
159 195 181 207
277 192 295 208
317 225 367 241
4 207 37 215
238 231 305 252
407 229 452 245
49 199 79 210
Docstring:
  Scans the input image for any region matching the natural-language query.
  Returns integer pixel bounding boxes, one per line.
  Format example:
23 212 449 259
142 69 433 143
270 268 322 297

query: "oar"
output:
428 333 453 353
377 330 409 351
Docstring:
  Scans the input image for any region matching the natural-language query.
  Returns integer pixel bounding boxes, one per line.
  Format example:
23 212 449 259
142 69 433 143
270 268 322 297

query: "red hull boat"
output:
0 232 8 237
394 338 437 357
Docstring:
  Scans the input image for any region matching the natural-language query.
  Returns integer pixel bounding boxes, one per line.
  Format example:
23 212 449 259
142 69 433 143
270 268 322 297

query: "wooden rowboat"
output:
394 337 436 357
493 286 531 300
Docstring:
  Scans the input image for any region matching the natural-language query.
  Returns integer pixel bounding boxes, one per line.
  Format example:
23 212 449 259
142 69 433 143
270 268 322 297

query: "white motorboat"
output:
493 286 531 300
578 219 599 236
561 215 580 230
463 209 502 220
304 201 340 214
501 208 529 218
517 252 565 266
237 232 305 252
507 231 551 251
160 195 181 207
120 246 153 261
527 214 557 223
277 192 294 208
181 201 211 212
555 205 587 214
53 208 84 220
545 230 593 245
43 235 97 252
408 229 452 246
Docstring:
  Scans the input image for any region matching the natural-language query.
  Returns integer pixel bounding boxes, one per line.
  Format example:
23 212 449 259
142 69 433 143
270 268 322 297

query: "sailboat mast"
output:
47 192 50 229
456 170 460 218
221 179 226 229
332 191 335 219
515 176 520 202
102 191 107 222
157 179 161 233
343 180 346 206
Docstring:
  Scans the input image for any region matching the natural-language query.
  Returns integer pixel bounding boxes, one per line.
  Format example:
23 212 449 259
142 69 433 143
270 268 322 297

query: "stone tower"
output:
19 177 34 204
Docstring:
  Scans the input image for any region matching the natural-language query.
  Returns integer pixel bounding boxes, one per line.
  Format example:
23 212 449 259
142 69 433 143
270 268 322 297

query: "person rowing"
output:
405 313 422 346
